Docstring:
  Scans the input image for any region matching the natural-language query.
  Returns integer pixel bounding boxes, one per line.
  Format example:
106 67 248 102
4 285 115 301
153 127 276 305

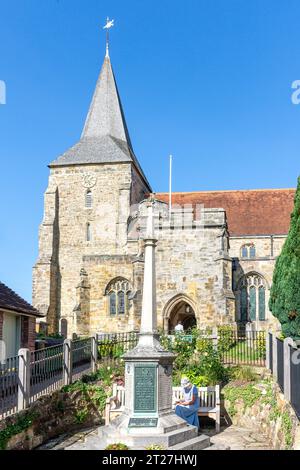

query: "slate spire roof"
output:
50 55 151 190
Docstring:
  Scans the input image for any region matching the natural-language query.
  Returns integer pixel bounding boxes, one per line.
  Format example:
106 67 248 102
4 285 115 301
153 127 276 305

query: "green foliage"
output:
228 366 257 383
223 383 262 416
281 411 293 450
161 328 228 386
0 412 39 450
269 176 300 339
105 443 129 450
74 409 89 424
218 326 236 352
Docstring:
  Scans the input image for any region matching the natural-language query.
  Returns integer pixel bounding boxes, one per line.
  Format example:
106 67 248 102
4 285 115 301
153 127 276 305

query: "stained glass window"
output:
249 286 257 321
106 278 132 316
118 291 125 314
109 292 116 315
239 274 267 322
259 286 266 321
240 287 248 321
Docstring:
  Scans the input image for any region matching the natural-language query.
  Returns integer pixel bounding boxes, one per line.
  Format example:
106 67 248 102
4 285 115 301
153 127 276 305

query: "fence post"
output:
273 335 278 381
284 337 295 402
17 348 31 411
212 327 218 351
63 339 73 385
91 334 98 373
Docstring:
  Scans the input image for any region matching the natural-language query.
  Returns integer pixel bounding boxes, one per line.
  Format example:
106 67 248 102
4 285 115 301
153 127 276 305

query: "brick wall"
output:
21 316 36 351
28 317 36 351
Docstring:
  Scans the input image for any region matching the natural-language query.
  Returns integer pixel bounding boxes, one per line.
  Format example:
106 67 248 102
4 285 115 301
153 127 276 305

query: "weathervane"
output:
103 17 114 58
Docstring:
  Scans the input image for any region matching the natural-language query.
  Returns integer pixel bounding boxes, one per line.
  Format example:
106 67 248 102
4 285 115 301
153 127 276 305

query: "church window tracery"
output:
105 278 132 316
239 274 266 321
241 244 256 259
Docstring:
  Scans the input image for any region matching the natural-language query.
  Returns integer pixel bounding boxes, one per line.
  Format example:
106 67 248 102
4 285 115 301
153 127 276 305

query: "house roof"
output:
0 282 43 317
49 55 151 191
155 188 296 236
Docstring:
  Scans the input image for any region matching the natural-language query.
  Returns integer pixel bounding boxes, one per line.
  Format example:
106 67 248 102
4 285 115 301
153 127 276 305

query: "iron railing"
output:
290 344 300 419
97 332 138 364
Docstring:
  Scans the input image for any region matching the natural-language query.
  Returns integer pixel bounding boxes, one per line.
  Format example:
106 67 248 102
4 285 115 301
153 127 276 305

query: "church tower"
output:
33 47 151 335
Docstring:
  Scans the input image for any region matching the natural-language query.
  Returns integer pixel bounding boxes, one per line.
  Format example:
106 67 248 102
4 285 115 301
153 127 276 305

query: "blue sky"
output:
0 0 300 302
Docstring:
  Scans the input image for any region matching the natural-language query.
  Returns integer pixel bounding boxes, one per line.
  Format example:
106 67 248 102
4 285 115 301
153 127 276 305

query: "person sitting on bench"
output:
175 377 200 427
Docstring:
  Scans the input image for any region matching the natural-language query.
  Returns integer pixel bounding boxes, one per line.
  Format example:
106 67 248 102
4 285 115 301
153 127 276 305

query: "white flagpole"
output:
169 155 173 221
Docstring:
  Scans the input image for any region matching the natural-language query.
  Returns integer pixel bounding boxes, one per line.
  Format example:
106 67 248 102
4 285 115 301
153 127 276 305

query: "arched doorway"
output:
164 295 197 333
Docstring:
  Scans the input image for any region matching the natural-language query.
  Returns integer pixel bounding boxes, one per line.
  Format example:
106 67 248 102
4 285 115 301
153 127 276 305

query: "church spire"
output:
49 22 151 191
80 54 133 149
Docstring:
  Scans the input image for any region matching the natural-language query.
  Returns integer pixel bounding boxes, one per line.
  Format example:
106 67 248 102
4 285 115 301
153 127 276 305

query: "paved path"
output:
37 424 272 451
205 426 271 450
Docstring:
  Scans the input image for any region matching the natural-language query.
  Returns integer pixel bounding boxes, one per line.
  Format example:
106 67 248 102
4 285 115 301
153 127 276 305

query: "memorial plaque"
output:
128 418 158 428
134 364 157 413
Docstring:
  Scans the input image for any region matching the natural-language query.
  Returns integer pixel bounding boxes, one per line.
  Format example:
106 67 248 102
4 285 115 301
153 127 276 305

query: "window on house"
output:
86 223 91 242
85 190 92 208
241 244 256 259
239 274 266 322
105 278 132 316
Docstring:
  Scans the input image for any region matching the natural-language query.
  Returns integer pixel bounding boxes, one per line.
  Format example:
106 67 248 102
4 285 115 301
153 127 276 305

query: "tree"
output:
269 176 300 339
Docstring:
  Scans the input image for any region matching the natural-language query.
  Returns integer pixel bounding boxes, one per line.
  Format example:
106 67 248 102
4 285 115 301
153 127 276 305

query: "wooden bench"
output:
105 384 221 433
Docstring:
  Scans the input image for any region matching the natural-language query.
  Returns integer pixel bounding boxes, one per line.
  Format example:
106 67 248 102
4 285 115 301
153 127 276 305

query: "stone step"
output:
98 424 199 449
169 434 211 451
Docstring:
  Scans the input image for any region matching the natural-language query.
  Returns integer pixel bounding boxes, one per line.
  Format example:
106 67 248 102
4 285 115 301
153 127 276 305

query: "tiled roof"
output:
0 282 43 317
155 189 296 236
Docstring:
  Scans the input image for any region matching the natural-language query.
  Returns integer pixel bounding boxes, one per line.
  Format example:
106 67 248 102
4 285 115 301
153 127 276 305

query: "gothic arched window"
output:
239 274 266 322
241 244 256 259
85 190 92 208
105 278 132 316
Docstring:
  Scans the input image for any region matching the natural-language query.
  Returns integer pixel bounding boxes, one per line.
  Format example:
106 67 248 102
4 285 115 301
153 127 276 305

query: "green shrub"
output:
105 443 129 450
269 176 300 339
0 412 39 450
228 366 257 383
218 326 236 352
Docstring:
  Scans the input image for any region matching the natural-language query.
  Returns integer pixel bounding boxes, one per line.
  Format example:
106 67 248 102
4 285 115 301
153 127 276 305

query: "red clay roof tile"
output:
155 189 295 236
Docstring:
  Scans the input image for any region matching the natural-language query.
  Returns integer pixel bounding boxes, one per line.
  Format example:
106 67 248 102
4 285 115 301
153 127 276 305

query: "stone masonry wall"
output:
33 163 139 337
224 379 300 450
230 235 285 330
0 311 3 340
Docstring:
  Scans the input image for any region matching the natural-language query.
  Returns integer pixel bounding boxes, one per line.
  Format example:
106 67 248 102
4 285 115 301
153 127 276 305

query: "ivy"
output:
223 383 262 416
0 411 39 450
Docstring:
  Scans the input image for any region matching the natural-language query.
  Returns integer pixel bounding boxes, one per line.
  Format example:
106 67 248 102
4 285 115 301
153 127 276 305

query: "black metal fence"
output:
95 329 266 367
277 338 284 392
97 332 138 364
290 344 300 418
219 330 266 367
269 332 273 374
268 332 300 420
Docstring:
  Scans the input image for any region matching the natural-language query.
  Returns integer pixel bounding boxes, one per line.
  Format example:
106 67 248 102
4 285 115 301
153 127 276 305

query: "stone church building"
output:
32 50 295 337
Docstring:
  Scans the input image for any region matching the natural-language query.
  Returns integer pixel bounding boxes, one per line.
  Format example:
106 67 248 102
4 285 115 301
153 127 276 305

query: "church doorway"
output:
167 300 197 333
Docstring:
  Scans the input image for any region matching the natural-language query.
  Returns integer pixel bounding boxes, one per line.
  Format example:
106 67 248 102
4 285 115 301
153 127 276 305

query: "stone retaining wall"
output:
0 385 105 450
223 379 300 450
